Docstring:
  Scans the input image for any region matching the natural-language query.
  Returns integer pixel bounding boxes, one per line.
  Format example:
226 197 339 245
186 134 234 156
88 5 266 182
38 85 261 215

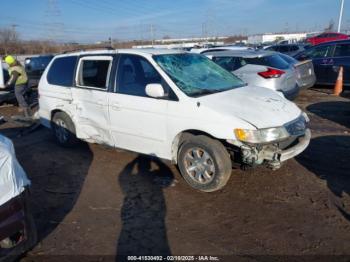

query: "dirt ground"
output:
0 88 350 262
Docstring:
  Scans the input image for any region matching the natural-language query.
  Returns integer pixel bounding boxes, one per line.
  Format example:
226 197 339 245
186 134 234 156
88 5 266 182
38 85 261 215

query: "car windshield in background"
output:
153 53 245 97
245 54 290 69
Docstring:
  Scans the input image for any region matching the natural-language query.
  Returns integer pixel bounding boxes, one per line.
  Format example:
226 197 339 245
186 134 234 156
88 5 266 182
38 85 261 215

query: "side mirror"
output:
145 83 165 98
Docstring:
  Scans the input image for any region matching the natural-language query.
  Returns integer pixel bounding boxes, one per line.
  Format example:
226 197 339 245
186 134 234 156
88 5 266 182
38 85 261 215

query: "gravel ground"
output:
0 87 349 262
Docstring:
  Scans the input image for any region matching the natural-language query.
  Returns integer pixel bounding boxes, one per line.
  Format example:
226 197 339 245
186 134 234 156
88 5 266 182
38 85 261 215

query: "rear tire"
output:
52 112 79 147
178 134 232 192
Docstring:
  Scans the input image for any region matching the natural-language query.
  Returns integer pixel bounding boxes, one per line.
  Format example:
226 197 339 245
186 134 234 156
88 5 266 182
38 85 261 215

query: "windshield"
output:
153 53 245 97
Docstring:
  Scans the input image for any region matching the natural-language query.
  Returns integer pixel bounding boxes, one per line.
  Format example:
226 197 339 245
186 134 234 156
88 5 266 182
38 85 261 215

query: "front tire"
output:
52 112 79 147
178 135 232 192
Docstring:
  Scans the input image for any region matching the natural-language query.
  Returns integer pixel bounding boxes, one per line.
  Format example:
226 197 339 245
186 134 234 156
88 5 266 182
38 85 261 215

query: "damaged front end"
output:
228 114 311 170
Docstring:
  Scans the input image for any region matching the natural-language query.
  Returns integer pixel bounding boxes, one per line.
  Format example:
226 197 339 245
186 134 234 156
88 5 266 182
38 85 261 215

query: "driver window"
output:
116 55 169 98
305 45 331 58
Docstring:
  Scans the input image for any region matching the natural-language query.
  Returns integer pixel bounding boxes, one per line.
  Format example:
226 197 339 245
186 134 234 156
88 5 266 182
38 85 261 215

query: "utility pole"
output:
150 24 155 46
338 0 345 33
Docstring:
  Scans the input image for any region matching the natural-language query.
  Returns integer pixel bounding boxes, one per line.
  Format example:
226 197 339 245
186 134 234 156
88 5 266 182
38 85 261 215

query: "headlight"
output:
234 127 289 143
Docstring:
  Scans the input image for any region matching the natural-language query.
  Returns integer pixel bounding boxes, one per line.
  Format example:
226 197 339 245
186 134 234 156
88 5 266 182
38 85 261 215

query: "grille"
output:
284 116 306 136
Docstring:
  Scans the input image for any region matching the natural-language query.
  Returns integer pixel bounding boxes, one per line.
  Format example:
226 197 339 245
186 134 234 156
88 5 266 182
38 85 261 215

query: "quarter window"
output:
77 57 112 89
47 56 77 87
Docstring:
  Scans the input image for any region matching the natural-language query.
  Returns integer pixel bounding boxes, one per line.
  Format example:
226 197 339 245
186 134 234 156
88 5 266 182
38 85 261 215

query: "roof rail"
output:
61 46 115 54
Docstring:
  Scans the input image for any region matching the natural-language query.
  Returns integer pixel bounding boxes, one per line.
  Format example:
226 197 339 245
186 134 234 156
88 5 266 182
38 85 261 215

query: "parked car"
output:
264 44 310 57
306 32 348 46
278 53 316 90
190 46 252 54
205 50 303 100
0 134 36 261
24 55 54 87
294 39 350 87
38 49 310 192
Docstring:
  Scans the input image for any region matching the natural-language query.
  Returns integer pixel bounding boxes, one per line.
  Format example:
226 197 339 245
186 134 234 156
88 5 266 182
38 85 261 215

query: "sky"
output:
0 0 348 43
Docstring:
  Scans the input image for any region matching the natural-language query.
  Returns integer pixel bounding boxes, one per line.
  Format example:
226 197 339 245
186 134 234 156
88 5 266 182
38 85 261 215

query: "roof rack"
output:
61 46 115 54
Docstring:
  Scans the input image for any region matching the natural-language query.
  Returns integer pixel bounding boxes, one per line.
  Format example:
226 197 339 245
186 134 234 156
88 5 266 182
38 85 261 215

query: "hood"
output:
197 85 301 129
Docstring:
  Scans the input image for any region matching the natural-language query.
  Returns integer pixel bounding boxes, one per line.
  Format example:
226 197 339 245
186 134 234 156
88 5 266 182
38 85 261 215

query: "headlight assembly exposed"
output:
234 127 290 144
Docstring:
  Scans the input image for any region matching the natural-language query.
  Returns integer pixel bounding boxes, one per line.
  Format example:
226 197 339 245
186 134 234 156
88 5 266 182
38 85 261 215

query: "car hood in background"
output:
197 85 301 129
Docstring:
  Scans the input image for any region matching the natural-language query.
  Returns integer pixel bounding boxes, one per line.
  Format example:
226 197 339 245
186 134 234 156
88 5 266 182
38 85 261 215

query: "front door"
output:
108 54 170 158
72 55 113 145
307 44 334 84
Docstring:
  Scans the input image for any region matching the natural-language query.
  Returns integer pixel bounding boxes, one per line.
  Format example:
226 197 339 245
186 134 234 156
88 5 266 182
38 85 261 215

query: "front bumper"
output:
279 128 311 162
0 190 37 261
232 128 311 170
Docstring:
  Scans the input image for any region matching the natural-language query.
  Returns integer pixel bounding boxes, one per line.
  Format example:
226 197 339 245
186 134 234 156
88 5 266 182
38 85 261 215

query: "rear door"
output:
303 44 334 83
72 55 113 145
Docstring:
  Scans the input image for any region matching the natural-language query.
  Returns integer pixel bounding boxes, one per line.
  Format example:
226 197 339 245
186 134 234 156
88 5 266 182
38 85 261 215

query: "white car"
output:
38 49 311 192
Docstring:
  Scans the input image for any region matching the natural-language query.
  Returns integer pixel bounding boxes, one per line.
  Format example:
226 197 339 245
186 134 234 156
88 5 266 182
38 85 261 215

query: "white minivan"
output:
38 49 311 192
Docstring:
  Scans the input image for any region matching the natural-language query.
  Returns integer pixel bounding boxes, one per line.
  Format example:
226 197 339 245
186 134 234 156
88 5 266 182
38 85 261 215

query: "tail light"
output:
258 68 285 79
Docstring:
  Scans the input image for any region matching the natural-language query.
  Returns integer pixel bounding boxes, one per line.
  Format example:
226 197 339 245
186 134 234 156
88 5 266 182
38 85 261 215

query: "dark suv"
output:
294 39 350 87
25 55 54 87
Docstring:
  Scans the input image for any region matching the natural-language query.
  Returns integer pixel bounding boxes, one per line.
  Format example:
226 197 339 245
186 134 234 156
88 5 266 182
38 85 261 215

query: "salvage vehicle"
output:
205 50 310 100
0 134 36 261
294 39 350 87
38 49 311 192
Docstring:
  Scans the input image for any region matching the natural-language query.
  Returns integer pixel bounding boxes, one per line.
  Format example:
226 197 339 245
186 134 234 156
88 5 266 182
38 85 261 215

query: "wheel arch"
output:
171 129 217 164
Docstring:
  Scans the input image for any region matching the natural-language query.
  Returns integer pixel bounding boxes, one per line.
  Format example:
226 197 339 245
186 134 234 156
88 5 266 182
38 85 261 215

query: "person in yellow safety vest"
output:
1 55 31 118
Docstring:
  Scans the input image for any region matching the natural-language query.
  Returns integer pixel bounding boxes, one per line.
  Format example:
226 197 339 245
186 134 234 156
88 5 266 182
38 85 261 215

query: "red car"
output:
306 32 349 46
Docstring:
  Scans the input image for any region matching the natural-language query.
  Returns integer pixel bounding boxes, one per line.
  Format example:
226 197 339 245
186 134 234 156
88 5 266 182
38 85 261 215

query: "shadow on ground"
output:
0 126 93 248
116 155 174 260
297 135 350 222
307 101 350 128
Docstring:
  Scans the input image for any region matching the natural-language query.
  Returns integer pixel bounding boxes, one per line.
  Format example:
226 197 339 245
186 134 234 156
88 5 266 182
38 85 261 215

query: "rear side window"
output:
334 44 350 57
77 58 112 89
278 46 290 53
244 54 290 69
212 56 246 71
47 56 77 87
289 45 299 51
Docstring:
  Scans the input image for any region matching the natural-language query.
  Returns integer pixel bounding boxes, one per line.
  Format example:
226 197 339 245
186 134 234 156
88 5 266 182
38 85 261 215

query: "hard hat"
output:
4 55 16 65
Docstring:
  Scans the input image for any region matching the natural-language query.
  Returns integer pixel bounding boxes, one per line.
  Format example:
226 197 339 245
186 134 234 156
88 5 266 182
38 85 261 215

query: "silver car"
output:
205 50 315 100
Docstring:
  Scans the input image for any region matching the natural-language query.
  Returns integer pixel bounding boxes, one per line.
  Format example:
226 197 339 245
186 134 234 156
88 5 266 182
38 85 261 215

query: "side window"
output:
47 56 77 87
334 44 350 57
304 45 331 58
117 55 165 98
77 57 112 89
289 45 299 52
212 57 237 71
278 46 290 52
